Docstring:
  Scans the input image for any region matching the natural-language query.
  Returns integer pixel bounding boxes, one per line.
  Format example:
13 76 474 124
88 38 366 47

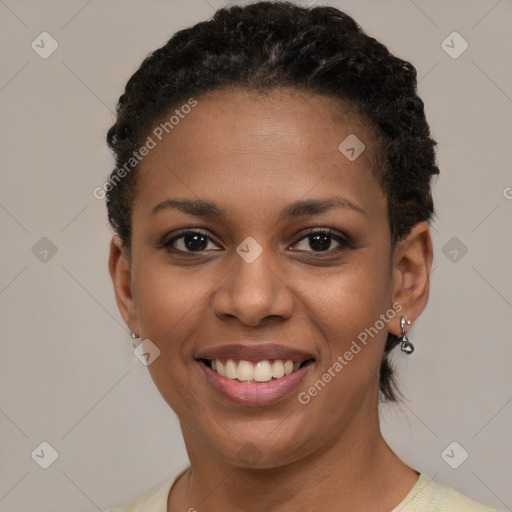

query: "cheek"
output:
132 259 212 355
133 246 391 346
315 255 390 331
307 255 392 386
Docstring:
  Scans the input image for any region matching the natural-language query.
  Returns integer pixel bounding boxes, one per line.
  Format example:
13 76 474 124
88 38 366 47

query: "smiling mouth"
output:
199 358 315 383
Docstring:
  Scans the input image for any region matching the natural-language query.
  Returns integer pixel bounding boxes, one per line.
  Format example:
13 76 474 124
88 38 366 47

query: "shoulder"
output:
107 480 172 512
107 466 190 512
394 473 498 512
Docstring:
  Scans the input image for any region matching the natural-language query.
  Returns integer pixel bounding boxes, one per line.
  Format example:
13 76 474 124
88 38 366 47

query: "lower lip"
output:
198 361 313 406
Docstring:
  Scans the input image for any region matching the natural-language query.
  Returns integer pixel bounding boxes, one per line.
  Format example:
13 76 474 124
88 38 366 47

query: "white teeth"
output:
237 360 254 382
210 358 304 382
253 361 272 382
225 359 238 379
271 360 285 378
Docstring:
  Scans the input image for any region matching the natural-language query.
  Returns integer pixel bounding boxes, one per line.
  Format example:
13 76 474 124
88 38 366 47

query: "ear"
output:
108 234 140 336
389 221 434 336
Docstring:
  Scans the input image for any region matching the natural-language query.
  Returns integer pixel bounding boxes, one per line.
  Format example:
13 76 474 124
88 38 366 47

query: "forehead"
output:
133 87 385 221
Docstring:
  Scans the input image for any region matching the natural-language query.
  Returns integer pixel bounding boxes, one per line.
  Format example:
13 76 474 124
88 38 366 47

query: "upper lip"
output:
196 343 315 363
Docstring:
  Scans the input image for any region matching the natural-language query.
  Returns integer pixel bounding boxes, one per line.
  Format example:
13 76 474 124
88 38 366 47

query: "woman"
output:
106 2 497 511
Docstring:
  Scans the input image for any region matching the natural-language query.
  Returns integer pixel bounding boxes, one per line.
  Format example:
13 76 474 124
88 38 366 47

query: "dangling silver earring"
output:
130 332 140 347
399 316 414 354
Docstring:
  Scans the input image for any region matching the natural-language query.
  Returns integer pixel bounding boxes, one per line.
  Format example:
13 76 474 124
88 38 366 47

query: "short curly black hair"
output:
105 1 439 402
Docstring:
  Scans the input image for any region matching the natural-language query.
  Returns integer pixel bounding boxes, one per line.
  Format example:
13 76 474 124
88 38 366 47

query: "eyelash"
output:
161 228 354 256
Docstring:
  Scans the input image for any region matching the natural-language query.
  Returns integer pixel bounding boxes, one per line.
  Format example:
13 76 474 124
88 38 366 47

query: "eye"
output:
290 229 351 253
161 228 353 255
163 229 221 253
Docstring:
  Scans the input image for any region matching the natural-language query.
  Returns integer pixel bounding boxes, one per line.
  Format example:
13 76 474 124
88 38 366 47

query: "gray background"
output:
0 0 511 510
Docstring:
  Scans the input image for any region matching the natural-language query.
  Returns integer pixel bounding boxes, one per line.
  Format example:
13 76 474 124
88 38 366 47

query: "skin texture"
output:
109 88 433 511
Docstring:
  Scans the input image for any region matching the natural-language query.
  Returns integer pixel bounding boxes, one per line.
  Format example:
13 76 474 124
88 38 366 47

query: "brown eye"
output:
164 230 221 253
290 229 352 253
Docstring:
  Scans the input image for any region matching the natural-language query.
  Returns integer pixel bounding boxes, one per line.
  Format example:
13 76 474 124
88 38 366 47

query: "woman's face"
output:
111 88 422 468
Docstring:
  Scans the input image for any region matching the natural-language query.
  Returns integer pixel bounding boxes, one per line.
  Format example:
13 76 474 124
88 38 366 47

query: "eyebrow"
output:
151 196 365 219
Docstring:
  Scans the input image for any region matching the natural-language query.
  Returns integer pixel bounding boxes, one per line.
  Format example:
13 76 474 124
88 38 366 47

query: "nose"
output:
211 247 294 327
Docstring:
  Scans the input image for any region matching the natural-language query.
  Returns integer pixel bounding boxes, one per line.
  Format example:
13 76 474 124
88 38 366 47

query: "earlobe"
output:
389 222 433 336
108 234 139 335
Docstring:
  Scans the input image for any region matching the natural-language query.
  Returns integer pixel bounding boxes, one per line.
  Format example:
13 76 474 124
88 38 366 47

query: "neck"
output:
169 405 418 512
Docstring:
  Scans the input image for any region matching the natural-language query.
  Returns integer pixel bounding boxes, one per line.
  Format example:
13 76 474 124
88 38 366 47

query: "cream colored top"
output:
109 470 498 511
